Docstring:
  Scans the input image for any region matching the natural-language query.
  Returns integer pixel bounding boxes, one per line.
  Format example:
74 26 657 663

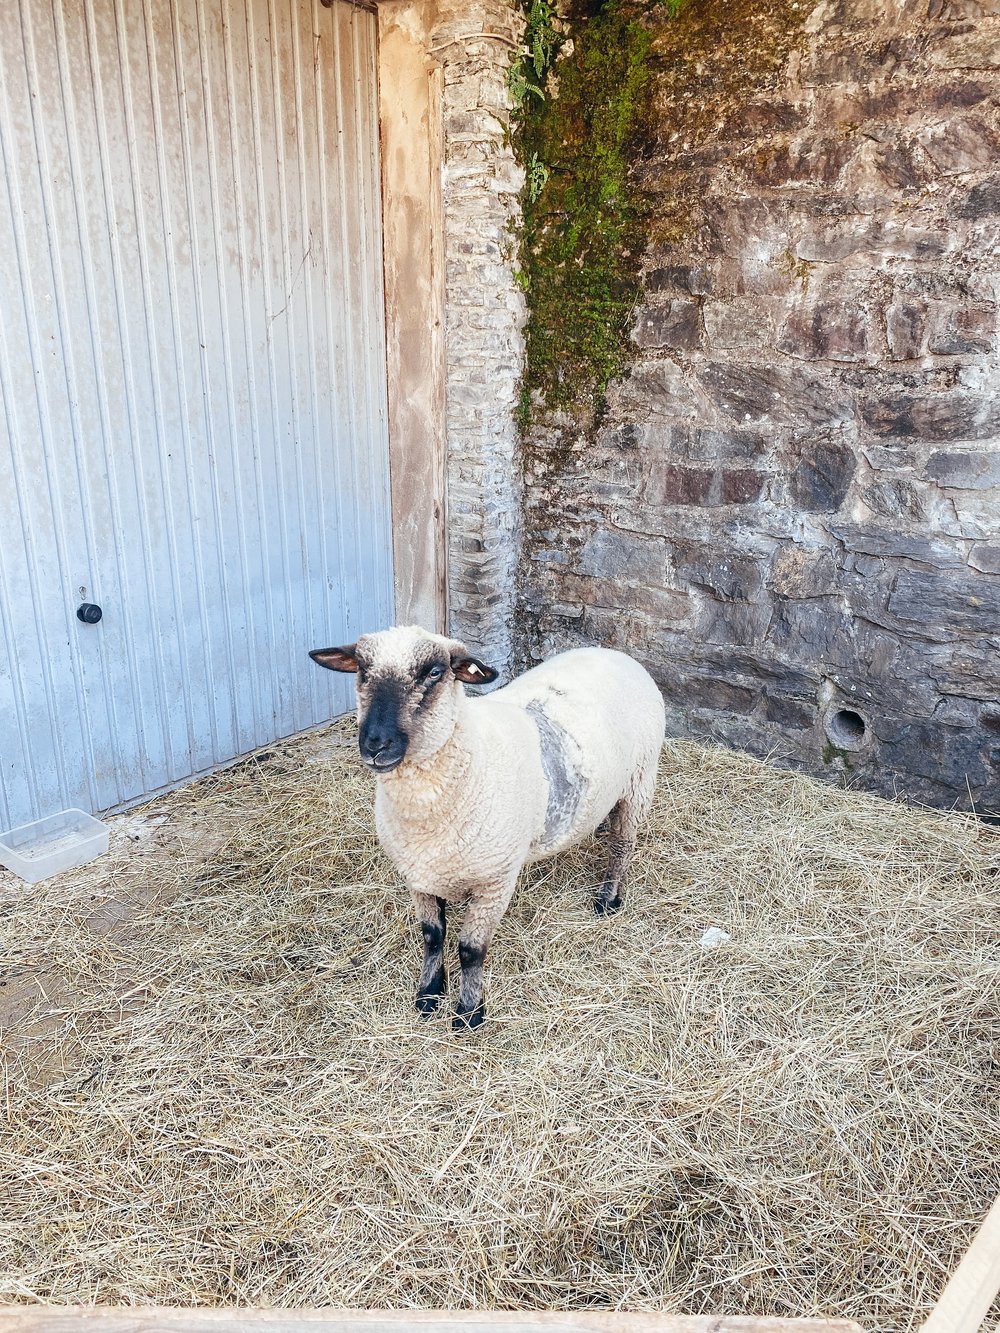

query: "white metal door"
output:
0 0 393 829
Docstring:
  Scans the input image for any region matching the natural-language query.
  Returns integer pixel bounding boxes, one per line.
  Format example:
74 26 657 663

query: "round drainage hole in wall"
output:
825 707 868 751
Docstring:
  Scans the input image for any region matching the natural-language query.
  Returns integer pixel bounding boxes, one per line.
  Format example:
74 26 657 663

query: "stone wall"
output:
433 0 526 676
518 0 1000 810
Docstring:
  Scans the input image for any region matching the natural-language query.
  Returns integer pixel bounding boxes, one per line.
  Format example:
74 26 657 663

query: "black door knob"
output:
77 603 103 624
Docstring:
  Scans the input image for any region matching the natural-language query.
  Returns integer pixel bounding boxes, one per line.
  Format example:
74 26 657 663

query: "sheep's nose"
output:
359 721 408 772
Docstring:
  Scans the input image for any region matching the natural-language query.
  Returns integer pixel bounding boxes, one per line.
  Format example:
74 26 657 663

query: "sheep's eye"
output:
426 665 444 683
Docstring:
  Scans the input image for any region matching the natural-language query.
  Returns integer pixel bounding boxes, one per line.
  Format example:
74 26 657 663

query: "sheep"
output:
310 626 666 1029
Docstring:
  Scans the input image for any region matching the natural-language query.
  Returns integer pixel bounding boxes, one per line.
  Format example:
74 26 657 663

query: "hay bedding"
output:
1 723 998 1329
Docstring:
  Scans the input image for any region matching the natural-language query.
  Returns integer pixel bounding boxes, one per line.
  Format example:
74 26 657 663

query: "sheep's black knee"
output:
458 941 485 972
421 920 445 954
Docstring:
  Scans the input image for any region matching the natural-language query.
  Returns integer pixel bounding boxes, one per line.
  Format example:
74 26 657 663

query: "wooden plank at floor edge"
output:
921 1195 1000 1333
0 1312 866 1333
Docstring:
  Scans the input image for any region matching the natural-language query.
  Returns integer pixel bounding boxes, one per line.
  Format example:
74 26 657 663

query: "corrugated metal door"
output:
0 0 393 829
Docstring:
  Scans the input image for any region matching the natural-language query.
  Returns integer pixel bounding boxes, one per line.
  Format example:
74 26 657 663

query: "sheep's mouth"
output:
361 749 407 773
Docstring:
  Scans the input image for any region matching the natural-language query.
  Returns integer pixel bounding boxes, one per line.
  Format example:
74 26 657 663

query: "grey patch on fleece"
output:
527 701 586 848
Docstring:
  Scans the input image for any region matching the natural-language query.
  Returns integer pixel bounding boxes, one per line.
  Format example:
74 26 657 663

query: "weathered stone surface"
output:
920 117 1000 174
699 362 850 426
862 478 924 520
764 692 817 730
861 391 1000 440
831 524 965 566
924 449 1000 489
968 542 1000 573
577 528 667 584
888 568 1000 631
779 298 872 362
956 174 1000 216
513 0 1000 812
644 264 714 296
927 304 995 355
648 463 714 507
885 301 928 360
786 434 857 511
632 300 702 350
672 543 763 601
771 544 839 598
704 300 778 351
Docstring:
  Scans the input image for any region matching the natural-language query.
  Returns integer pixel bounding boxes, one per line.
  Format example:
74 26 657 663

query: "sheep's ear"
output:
451 654 498 685
309 645 359 673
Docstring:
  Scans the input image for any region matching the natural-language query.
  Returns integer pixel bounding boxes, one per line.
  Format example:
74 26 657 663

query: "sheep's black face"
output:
354 647 452 772
358 678 410 772
308 627 498 772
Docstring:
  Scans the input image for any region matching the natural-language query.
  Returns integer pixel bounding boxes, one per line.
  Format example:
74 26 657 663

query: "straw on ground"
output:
1 723 997 1330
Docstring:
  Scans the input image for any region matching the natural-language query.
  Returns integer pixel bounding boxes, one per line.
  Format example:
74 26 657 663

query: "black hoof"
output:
453 1001 486 1031
416 969 446 1016
594 892 622 916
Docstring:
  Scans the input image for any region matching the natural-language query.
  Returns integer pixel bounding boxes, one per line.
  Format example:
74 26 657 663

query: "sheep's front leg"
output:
413 892 447 1016
454 890 511 1032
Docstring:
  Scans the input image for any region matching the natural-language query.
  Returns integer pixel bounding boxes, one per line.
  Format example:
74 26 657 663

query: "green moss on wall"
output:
514 0 658 430
511 0 807 432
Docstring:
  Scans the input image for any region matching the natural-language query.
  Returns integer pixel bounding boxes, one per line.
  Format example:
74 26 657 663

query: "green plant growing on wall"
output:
508 0 563 107
512 0 655 430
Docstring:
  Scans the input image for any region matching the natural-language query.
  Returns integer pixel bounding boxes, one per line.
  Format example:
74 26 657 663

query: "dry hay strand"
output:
1 724 998 1329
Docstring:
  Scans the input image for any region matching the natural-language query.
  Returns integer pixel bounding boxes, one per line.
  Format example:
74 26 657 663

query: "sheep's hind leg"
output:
414 893 447 1016
595 798 638 916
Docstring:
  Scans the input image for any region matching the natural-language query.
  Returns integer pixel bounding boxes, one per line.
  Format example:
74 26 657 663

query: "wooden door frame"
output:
376 0 449 634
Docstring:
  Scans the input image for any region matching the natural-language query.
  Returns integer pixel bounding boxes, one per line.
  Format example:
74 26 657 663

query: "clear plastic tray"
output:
0 808 110 884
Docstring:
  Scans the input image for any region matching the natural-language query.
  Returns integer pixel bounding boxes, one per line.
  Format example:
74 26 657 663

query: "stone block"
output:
560 572 689 624
956 175 1000 217
924 449 1000 489
969 543 1000 573
842 138 932 193
688 428 768 462
721 100 809 139
862 478 924 520
644 264 714 296
721 468 767 504
632 300 702 351
581 606 653 653
861 391 1000 441
799 43 874 87
778 298 872 363
885 301 929 360
577 528 667 584
764 693 817 730
920 117 1000 174
704 299 778 352
874 718 994 797
747 136 854 188
699 362 850 427
786 433 857 512
928 30 1000 69
701 598 773 647
672 543 763 601
927 304 995 355
678 672 758 714
888 567 1000 632
648 463 715 506
831 523 964 567
621 360 701 417
770 545 838 598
